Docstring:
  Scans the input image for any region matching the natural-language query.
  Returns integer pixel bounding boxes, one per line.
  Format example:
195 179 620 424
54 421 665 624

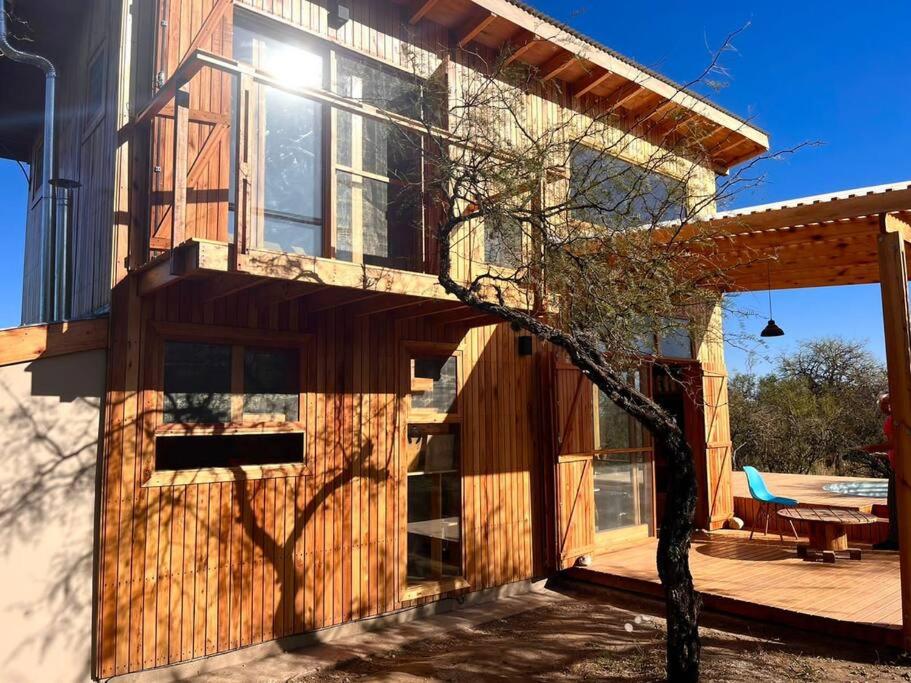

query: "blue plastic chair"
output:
743 466 799 541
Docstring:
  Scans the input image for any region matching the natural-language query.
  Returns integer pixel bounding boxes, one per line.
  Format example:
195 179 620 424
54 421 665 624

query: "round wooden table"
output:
777 507 882 563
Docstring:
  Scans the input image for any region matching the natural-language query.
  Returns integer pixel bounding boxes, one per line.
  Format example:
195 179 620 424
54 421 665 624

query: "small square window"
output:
411 355 458 414
163 341 232 424
243 347 300 421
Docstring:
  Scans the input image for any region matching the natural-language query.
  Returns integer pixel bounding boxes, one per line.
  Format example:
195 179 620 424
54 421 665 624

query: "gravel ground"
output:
294 582 911 682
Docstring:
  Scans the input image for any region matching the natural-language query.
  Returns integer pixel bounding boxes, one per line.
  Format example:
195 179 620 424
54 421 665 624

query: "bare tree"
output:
356 26 791 681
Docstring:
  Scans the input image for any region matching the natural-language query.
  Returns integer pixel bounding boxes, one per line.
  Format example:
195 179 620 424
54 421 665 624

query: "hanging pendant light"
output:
760 261 784 337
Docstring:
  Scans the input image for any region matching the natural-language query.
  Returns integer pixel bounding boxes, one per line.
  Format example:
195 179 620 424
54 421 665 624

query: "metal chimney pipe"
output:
50 178 79 321
0 3 57 322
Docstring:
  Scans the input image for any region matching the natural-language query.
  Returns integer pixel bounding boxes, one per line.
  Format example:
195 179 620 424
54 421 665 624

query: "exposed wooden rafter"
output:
408 0 442 25
456 11 498 48
502 28 541 66
538 51 577 82
571 68 613 99
600 80 644 111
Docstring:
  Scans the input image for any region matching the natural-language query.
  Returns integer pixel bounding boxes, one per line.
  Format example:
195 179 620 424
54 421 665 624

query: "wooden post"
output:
233 73 254 268
171 81 190 248
877 212 911 650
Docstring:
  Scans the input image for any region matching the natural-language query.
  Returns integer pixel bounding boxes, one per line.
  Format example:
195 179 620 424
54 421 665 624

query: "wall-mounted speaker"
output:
327 0 351 29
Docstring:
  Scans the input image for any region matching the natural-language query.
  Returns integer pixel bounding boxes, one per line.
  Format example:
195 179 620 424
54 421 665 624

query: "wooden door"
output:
552 358 596 568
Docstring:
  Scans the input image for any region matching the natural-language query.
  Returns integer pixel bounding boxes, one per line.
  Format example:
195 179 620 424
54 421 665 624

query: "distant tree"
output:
730 338 887 476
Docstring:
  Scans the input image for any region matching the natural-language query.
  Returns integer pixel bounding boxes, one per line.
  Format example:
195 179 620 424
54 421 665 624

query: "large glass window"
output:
333 58 424 270
406 424 462 581
569 146 686 227
233 23 325 255
163 341 301 425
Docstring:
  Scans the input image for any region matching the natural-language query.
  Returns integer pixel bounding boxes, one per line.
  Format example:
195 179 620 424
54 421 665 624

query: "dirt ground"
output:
295 582 911 682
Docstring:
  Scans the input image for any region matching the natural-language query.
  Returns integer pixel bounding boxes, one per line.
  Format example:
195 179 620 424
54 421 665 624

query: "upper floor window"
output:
484 215 524 268
569 145 686 227
634 317 694 360
232 22 326 256
234 22 325 89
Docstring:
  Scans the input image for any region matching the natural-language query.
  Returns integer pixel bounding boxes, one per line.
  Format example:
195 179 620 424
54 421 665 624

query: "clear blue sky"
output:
0 2 908 374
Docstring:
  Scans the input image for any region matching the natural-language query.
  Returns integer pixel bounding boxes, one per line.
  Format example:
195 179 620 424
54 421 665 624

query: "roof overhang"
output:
0 0 86 162
699 181 911 291
394 0 769 171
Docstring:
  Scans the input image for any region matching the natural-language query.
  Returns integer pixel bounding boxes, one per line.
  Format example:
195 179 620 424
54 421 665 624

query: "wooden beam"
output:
198 275 266 303
254 281 327 308
342 294 428 318
538 51 576 82
408 0 442 25
877 211 911 651
0 318 109 367
456 11 498 49
503 28 541 66
171 83 190 248
639 99 678 125
390 300 467 321
571 68 613 99
600 80 643 111
305 290 385 315
426 305 501 326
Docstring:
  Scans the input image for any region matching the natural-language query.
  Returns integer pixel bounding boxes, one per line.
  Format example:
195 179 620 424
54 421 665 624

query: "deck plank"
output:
567 530 901 647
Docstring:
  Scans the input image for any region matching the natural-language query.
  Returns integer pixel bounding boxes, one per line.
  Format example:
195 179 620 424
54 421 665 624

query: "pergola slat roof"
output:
394 0 769 172
702 181 911 291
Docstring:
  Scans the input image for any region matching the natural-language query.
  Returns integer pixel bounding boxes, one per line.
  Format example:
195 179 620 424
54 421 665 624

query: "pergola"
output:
700 180 911 649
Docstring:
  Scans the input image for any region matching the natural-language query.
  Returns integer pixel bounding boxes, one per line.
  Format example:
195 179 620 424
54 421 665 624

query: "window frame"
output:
589 366 657 541
567 143 688 230
141 321 312 487
231 8 441 272
399 341 469 601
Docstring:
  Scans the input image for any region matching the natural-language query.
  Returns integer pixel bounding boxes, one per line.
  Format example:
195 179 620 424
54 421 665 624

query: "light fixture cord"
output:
766 262 774 318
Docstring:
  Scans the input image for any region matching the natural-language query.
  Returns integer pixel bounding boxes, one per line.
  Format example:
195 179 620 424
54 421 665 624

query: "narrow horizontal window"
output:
155 431 305 471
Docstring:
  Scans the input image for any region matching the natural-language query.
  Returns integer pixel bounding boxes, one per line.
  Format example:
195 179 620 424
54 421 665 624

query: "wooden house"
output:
0 0 773 679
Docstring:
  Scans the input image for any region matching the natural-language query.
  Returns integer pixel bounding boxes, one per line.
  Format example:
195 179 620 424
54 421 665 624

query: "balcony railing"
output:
128 50 444 281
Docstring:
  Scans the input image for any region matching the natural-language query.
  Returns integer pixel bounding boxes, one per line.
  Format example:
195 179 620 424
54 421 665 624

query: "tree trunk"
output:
656 427 702 681
432 216 702 680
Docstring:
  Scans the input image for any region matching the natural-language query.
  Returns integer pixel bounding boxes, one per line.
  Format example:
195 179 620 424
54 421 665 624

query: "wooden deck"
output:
566 530 902 647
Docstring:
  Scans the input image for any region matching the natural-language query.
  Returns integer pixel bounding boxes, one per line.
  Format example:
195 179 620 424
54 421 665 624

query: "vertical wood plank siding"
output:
20 0 121 323
95 279 549 677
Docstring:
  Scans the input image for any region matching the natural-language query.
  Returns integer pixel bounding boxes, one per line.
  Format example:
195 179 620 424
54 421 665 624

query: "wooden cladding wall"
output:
20 0 121 323
95 277 548 677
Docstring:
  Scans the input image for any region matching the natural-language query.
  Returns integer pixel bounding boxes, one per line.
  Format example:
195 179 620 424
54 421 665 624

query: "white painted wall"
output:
0 350 105 682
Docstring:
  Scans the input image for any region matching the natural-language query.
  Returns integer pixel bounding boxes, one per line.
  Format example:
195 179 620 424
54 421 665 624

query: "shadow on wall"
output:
0 350 106 683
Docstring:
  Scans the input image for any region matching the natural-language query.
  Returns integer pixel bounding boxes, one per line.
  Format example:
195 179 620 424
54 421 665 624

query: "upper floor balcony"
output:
129 21 463 308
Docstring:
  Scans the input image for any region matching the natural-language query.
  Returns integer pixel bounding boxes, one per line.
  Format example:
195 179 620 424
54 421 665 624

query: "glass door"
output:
592 369 656 545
